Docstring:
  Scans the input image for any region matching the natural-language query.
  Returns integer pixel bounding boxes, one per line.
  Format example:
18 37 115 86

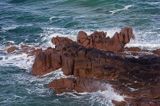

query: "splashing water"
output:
0 0 160 105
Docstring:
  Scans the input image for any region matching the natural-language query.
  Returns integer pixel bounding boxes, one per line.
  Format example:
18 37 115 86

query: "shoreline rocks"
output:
77 27 134 52
21 27 160 106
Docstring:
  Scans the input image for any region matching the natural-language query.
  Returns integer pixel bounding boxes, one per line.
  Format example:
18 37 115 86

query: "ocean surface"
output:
0 0 160 106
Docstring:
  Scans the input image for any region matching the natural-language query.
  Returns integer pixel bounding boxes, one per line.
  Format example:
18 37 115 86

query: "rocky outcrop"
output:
52 36 74 47
77 27 134 52
32 47 62 76
31 27 160 106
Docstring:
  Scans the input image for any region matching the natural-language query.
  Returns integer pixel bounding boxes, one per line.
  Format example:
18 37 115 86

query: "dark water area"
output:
0 0 160 106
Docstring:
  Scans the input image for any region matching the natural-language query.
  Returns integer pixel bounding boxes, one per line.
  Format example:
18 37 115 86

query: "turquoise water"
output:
0 0 160 106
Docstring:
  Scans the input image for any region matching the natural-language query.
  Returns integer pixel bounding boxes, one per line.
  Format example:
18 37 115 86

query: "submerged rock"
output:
5 44 37 55
6 46 18 53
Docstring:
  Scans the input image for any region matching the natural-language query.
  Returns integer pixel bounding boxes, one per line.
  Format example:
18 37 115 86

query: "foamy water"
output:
110 5 133 15
1 0 160 105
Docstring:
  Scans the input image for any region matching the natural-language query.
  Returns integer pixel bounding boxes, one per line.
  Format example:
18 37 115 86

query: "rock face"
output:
77 27 134 52
31 27 160 106
52 36 74 48
32 48 62 76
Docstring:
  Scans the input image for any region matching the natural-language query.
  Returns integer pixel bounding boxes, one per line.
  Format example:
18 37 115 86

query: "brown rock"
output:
126 97 160 106
32 47 62 76
77 27 134 52
52 36 74 47
77 31 88 44
112 100 127 106
31 27 160 105
48 78 75 93
49 77 108 93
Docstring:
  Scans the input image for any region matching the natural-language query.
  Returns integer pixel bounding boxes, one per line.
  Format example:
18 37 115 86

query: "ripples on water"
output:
0 0 160 106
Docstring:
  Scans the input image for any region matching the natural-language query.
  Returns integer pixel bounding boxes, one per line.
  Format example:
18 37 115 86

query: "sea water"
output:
0 0 160 106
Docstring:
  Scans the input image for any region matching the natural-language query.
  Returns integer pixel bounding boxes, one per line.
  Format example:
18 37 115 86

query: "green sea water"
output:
0 0 160 106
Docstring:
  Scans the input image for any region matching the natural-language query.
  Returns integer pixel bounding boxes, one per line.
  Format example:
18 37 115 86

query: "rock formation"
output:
30 27 160 106
77 27 134 52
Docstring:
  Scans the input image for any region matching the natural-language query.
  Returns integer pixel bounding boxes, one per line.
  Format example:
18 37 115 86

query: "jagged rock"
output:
52 36 74 48
32 47 62 76
31 27 160 106
77 27 134 52
32 36 160 83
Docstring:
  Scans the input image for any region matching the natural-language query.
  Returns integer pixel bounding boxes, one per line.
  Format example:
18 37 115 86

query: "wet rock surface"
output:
31 27 160 106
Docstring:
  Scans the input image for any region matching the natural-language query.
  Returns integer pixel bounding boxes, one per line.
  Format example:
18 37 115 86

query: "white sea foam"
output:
110 5 133 15
126 29 160 50
126 42 160 50
1 25 19 31
0 53 34 71
40 27 78 47
49 16 71 22
1 24 33 32
145 2 160 5
81 84 124 104
58 83 125 106
89 85 124 103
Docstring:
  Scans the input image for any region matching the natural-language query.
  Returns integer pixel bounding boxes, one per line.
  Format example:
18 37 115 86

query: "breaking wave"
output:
110 5 133 15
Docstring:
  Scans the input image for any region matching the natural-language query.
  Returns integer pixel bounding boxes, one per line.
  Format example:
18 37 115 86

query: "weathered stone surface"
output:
112 100 127 106
44 43 160 105
32 47 62 76
48 78 75 93
31 28 160 106
52 36 74 48
77 27 134 52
